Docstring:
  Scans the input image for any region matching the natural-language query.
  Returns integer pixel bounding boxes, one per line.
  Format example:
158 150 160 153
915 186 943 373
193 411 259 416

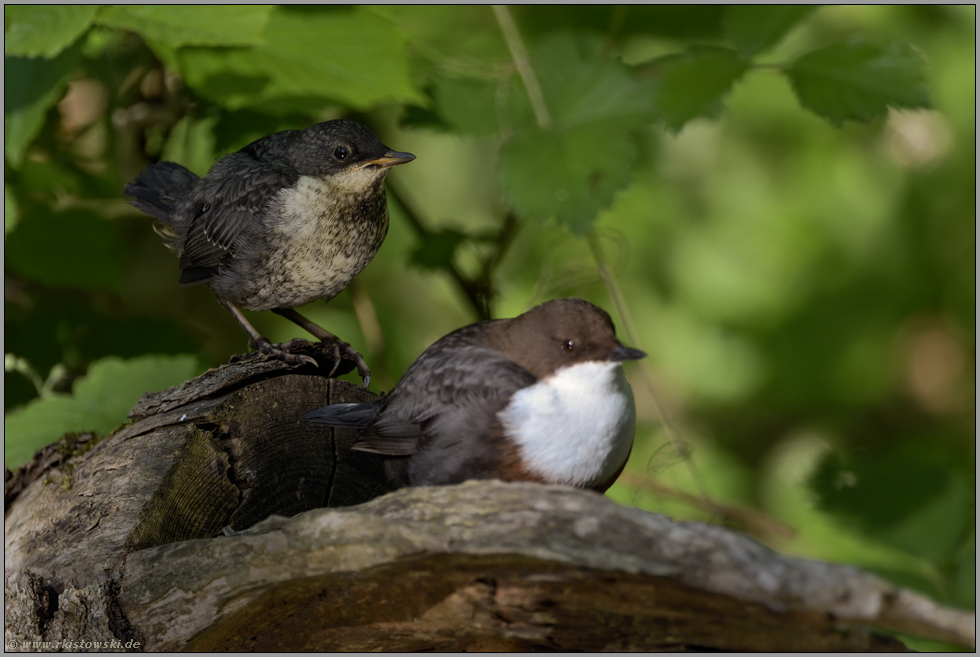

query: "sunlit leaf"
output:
175 7 423 110
4 5 98 58
95 5 272 48
4 355 200 468
160 115 218 177
4 47 79 168
491 33 654 232
788 42 931 125
532 33 657 130
370 5 509 78
724 5 817 57
499 122 637 234
649 46 749 132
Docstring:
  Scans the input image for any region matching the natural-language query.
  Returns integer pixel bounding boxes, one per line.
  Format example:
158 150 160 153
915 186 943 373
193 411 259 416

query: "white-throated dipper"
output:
303 298 645 491
125 119 414 386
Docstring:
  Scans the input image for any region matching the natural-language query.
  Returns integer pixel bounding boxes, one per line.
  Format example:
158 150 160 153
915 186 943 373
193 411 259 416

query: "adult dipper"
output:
303 298 645 491
125 119 414 385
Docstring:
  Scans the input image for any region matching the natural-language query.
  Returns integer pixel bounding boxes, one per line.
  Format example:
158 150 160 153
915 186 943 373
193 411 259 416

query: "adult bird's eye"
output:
562 339 575 353
333 146 349 160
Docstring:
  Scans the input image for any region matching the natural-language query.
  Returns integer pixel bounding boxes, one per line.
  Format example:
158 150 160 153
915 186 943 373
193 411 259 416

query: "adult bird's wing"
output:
177 150 298 285
352 331 536 457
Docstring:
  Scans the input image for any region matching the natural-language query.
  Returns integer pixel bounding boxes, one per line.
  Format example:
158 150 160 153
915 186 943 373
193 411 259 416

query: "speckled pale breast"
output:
213 172 389 311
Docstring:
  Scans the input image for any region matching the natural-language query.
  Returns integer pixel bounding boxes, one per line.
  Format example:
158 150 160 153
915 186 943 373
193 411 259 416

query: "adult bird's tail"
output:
302 402 381 429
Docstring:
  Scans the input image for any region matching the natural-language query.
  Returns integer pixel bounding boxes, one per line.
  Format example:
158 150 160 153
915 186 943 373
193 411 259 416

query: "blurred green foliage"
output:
4 4 975 637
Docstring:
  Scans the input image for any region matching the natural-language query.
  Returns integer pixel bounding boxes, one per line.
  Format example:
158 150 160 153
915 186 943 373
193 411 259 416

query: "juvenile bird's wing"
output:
353 331 536 457
177 151 298 284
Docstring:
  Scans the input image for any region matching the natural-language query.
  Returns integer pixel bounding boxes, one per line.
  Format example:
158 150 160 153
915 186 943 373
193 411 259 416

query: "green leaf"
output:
5 207 127 292
175 7 423 111
433 77 503 137
433 32 656 139
95 5 272 48
490 33 654 232
400 104 452 131
953 538 975 608
4 5 98 58
160 115 218 177
809 453 972 562
370 6 509 78
723 6 817 57
788 42 931 125
617 6 726 39
810 453 947 527
410 230 467 270
4 47 79 168
649 46 749 132
4 355 200 468
4 184 18 236
532 33 658 130
499 122 638 234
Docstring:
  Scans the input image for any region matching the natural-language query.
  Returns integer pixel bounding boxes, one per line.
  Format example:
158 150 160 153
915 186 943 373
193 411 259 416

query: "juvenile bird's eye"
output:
562 339 575 353
334 146 349 160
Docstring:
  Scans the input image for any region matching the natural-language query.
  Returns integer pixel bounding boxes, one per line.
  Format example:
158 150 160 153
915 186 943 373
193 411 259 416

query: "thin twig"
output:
587 229 716 506
386 184 488 319
616 469 797 539
492 5 551 129
477 212 519 310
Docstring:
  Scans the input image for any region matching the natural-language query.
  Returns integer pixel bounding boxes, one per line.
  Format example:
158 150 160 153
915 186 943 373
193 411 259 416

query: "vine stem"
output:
493 3 718 510
587 229 716 507
491 5 551 129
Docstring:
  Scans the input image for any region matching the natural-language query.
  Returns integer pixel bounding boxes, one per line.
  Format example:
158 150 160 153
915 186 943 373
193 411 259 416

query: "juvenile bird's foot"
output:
321 337 372 388
251 337 318 368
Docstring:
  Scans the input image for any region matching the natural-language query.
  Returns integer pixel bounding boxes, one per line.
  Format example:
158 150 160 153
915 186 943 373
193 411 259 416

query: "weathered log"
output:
4 348 975 651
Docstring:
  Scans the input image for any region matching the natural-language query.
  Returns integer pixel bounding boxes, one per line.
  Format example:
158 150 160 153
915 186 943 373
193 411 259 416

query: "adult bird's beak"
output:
360 151 416 169
607 344 646 362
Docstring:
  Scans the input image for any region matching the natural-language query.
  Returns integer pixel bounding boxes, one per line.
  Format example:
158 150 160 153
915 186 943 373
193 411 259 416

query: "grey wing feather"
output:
353 329 536 457
177 153 298 273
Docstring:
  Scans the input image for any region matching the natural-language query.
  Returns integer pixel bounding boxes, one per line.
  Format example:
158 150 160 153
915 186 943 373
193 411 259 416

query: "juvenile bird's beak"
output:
362 151 416 169
608 344 646 362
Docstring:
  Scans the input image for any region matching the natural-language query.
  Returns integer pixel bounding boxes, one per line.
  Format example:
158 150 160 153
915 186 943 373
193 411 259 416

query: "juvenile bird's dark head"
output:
287 119 414 181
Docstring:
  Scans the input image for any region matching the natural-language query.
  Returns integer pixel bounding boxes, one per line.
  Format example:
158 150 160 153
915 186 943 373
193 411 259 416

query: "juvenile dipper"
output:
303 298 645 491
125 119 414 385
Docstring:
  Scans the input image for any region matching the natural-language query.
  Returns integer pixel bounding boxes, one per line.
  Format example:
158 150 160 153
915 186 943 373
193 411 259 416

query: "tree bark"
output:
4 347 975 651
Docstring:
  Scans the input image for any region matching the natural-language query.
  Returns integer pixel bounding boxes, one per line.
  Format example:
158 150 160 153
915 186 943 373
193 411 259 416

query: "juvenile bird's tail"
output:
124 161 199 226
302 402 381 429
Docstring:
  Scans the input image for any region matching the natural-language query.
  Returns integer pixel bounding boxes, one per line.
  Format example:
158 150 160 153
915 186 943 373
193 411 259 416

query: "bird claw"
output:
249 336 370 385
321 338 372 388
251 337 318 368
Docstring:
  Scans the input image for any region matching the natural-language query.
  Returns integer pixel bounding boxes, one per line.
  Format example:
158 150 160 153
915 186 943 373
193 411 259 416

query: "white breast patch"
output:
497 361 636 488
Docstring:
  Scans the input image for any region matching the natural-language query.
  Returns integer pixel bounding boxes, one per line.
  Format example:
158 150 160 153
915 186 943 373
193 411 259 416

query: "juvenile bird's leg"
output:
216 298 317 368
272 307 371 387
